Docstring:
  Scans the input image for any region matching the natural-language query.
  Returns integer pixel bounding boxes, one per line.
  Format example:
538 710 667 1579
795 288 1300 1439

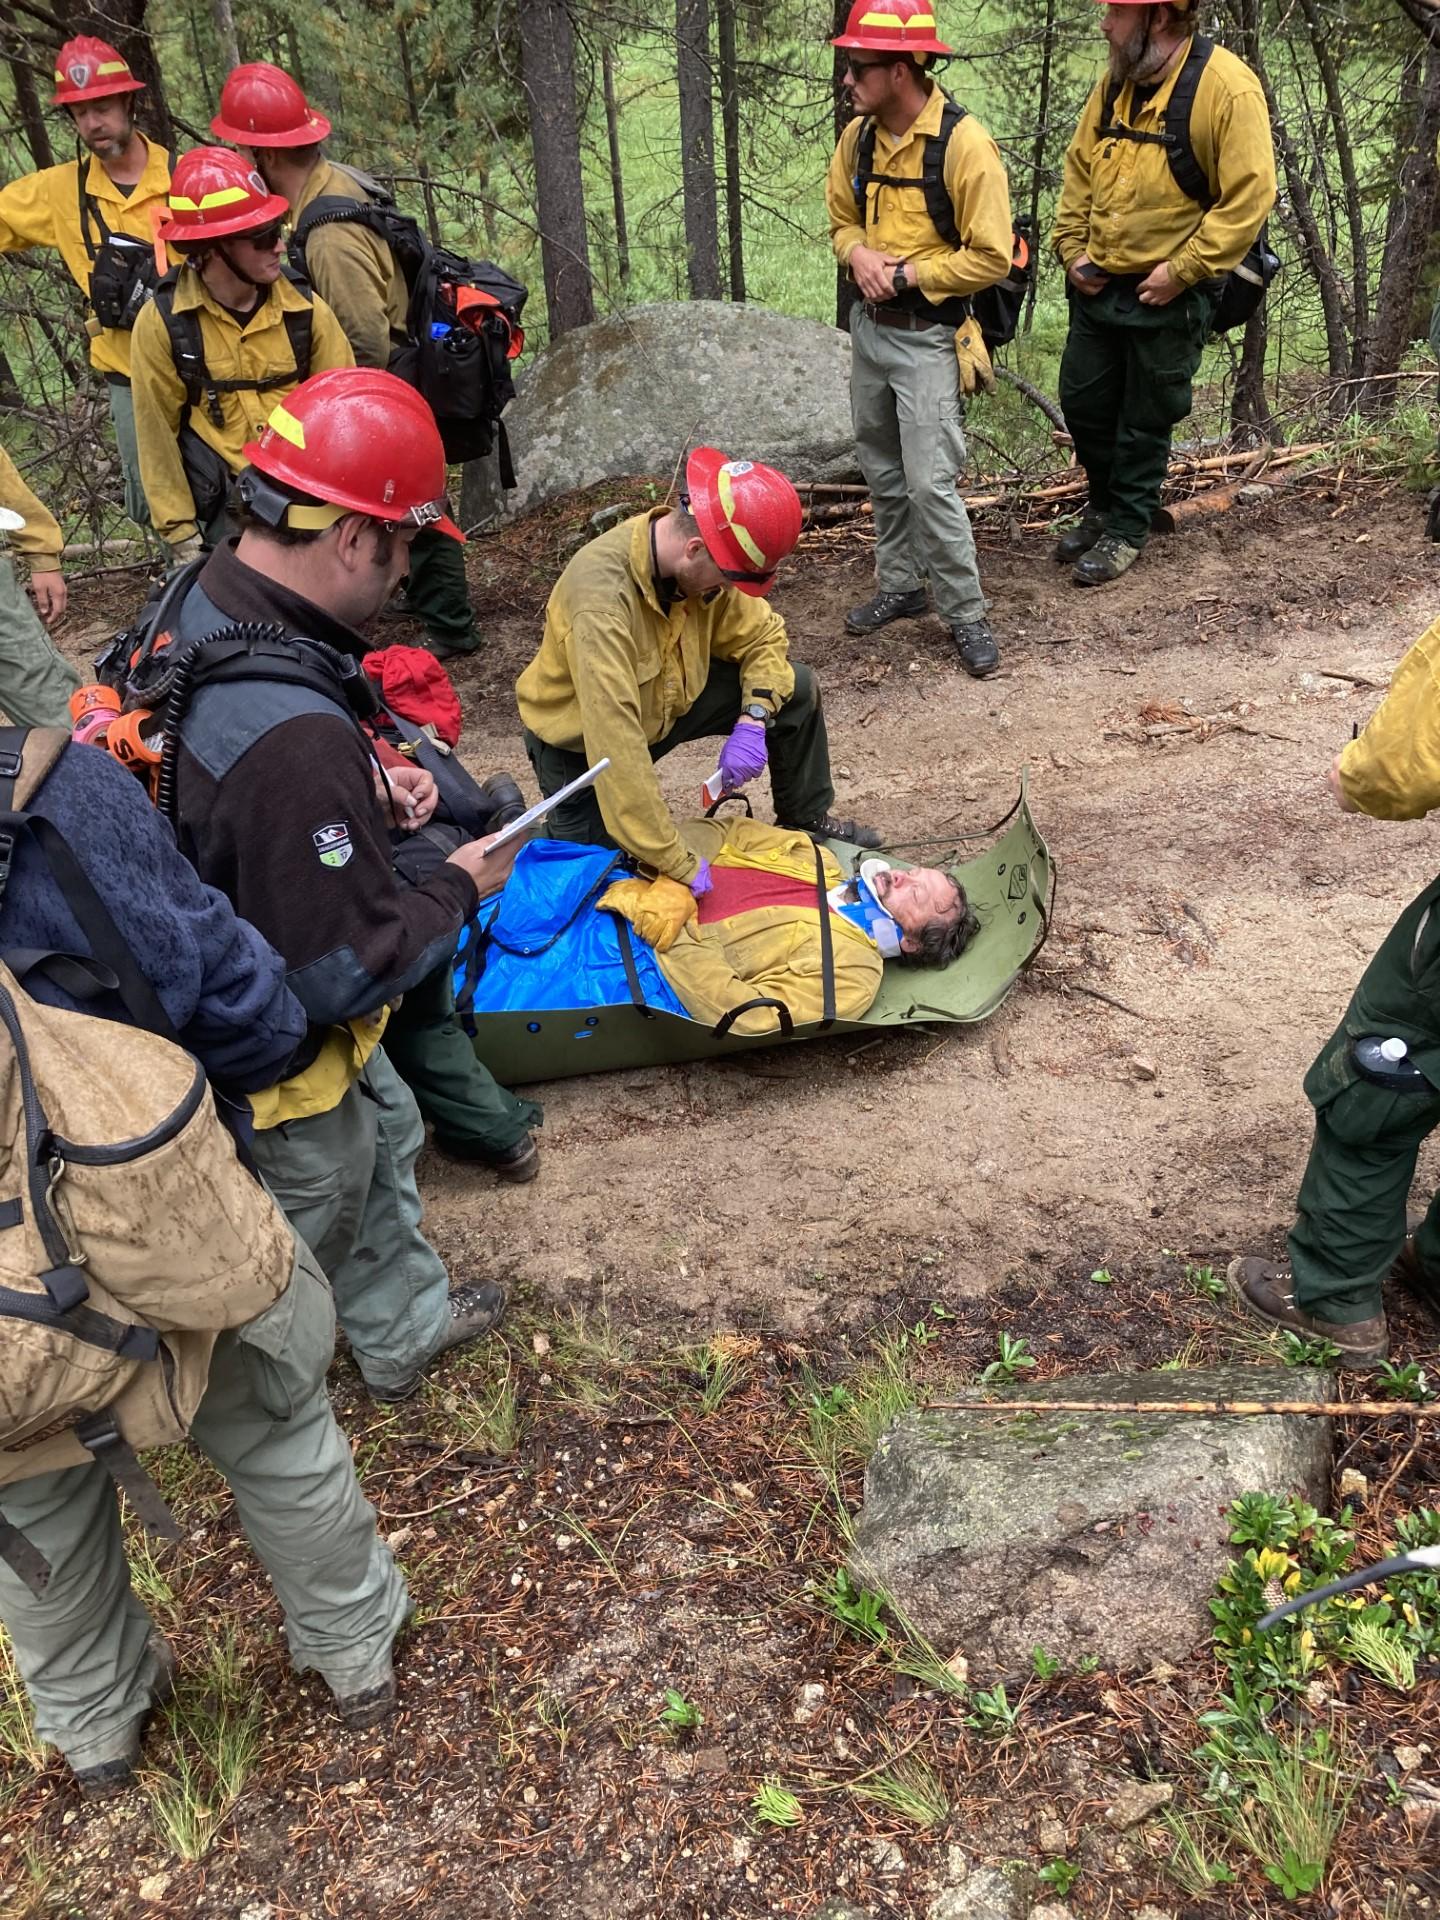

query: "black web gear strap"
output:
1098 35 1216 209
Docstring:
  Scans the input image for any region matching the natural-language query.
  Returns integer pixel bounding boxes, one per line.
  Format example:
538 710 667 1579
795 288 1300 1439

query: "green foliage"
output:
965 1682 1021 1737
1089 1266 1114 1286
1373 1359 1432 1403
1277 1329 1343 1367
980 1333 1037 1385
1037 1860 1080 1895
813 1567 889 1648
851 1754 949 1827
1030 1644 1062 1680
658 1687 703 1732
1185 1262 1225 1300
751 1776 803 1828
144 1631 265 1862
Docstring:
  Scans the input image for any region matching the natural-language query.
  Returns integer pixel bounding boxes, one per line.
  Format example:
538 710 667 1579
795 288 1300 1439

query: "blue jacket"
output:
0 742 306 1092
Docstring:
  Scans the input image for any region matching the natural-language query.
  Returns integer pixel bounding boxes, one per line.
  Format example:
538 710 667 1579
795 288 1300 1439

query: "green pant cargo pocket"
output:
235 1245 336 1423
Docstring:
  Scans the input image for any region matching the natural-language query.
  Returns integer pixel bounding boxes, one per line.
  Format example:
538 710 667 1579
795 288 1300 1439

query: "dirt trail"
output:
393 480 1440 1334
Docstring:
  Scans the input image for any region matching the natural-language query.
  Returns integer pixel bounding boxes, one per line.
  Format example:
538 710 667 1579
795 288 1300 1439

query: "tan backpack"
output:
0 729 293 1592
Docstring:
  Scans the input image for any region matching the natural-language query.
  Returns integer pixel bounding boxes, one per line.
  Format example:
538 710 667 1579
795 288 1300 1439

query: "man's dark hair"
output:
896 875 980 970
235 501 399 568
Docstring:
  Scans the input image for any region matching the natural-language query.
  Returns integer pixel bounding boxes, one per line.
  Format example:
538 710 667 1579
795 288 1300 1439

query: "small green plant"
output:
679 1339 751 1415
1161 1810 1237 1895
657 1687 703 1731
1185 1261 1225 1300
143 1638 264 1862
808 1381 852 1421
980 1332 1036 1385
1074 1653 1100 1674
1030 1644 1061 1680
1277 1329 1342 1367
1345 1618 1417 1691
965 1682 1021 1737
813 1567 889 1647
1037 1859 1081 1895
752 1776 803 1827
1263 1848 1325 1897
851 1754 948 1827
1089 1266 1114 1286
1374 1359 1432 1403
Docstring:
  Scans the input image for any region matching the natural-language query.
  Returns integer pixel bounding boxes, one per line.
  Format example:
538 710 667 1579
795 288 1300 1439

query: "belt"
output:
860 302 954 333
103 372 132 388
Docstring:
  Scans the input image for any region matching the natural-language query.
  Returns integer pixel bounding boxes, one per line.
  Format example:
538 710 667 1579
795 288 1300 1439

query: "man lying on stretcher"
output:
455 815 979 1037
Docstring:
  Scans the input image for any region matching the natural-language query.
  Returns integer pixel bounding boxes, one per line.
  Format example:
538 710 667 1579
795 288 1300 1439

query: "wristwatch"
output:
744 702 774 729
892 261 908 295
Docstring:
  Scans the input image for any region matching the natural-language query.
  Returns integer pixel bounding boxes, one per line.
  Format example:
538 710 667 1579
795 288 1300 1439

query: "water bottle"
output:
1350 1034 1433 1092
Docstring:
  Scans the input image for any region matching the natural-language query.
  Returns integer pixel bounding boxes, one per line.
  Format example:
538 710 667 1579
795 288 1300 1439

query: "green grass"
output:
143 1630 265 1861
850 1752 949 1827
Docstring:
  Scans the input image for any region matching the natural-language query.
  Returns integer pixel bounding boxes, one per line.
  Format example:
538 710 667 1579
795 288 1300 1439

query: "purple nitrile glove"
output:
717 717 768 788
690 858 713 898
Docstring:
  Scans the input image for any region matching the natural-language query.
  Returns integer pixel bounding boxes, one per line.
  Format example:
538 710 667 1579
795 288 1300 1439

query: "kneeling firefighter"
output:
77 368 538 1399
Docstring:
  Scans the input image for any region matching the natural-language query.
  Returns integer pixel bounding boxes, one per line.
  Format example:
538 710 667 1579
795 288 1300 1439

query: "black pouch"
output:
177 426 232 533
1210 231 1281 335
89 234 159 332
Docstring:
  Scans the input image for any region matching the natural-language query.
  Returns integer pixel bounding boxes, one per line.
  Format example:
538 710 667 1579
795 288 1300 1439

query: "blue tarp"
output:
453 839 690 1021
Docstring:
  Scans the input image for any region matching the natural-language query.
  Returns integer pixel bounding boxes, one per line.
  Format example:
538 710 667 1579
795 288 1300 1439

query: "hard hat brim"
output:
162 188 291 243
209 109 331 147
831 29 954 52
53 76 145 105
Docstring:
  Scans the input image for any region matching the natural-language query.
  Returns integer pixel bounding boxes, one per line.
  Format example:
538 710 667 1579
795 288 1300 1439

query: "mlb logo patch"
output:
313 822 353 869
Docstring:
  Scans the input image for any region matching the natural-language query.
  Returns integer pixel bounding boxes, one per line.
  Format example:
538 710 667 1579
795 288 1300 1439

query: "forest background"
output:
5 0 1440 545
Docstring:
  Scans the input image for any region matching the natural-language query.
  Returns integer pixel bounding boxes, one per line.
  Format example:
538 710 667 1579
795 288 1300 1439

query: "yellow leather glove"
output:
955 317 996 397
598 875 697 954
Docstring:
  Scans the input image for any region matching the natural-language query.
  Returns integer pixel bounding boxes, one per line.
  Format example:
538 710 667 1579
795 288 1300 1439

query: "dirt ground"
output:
7 473 1439 1919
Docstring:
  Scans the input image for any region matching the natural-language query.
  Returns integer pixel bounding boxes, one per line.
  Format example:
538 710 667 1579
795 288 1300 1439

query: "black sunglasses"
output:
846 56 894 73
242 221 285 250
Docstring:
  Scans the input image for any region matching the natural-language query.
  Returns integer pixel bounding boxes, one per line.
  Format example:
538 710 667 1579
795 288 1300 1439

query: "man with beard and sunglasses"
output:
128 147 352 564
517 448 882 889
1051 0 1274 585
0 37 173 531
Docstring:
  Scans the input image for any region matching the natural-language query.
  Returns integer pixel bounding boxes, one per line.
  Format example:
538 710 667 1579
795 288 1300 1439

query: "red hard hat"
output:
160 147 289 244
242 369 464 541
832 0 952 57
52 35 144 106
210 62 330 147
684 447 802 597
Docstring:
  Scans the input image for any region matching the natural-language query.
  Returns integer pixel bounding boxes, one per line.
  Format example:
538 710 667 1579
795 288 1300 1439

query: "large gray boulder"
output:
461 300 857 523
852 1366 1334 1678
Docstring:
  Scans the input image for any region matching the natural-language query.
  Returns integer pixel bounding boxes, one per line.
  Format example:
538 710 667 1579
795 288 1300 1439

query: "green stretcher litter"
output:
465 776 1053 1084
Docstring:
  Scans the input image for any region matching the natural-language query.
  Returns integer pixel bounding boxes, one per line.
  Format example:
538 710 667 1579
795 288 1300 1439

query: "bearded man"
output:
1050 0 1274 585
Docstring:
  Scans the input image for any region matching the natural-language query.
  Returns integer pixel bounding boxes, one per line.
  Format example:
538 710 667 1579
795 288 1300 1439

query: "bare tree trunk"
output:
184 0 213 103
1264 88 1351 378
396 18 441 244
676 0 722 299
1 7 54 168
517 0 596 338
0 345 26 410
716 0 745 301
601 41 630 283
1361 44 1440 406
210 0 239 72
1230 308 1278 441
832 0 858 332
1023 0 1057 329
1296 0 1369 372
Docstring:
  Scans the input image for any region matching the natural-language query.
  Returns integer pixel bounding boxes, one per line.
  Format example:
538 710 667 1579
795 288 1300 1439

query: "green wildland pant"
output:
0 555 80 727
1058 278 1215 550
0 1245 409 1771
849 306 986 626
384 960 541 1154
404 524 481 652
1288 871 1440 1322
105 376 152 533
523 659 835 846
250 1049 452 1398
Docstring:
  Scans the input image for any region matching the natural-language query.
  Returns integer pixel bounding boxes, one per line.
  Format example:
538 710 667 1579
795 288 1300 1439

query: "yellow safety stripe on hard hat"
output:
715 466 768 568
169 186 253 212
857 10 937 28
97 60 131 75
282 501 348 530
265 402 306 450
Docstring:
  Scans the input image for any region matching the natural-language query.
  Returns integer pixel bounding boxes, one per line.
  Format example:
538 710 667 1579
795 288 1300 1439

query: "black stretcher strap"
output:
613 914 657 1020
713 996 795 1039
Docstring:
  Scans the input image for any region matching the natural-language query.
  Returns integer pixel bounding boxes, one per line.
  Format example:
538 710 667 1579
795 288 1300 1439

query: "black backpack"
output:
1098 35 1280 334
288 168 527 480
851 96 1035 351
76 150 166 332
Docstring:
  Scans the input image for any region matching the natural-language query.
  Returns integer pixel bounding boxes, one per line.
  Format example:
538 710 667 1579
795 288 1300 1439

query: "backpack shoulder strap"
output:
1161 34 1216 208
151 267 205 415
921 93 967 251
75 148 108 261
278 270 314 381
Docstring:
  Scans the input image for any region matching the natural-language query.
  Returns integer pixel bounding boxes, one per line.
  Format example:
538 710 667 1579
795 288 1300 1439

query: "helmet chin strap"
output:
214 240 269 289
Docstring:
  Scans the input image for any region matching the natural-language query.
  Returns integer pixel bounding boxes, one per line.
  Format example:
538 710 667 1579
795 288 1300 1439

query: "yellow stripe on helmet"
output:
716 466 768 569
857 9 937 27
96 60 131 75
264 402 306 450
169 186 253 211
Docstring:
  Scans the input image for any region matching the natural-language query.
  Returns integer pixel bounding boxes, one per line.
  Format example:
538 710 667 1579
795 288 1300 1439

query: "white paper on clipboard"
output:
481 756 612 856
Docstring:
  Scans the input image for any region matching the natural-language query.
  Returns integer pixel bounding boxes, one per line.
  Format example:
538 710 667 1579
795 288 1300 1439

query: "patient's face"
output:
872 864 960 936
